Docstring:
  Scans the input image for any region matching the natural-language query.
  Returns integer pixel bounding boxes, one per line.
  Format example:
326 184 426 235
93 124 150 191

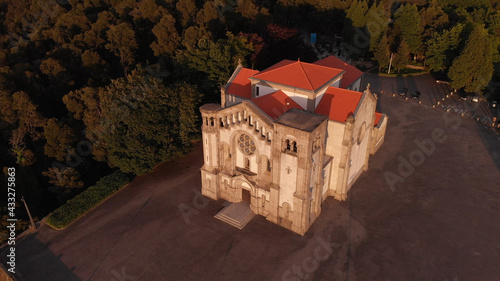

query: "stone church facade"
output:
200 56 388 235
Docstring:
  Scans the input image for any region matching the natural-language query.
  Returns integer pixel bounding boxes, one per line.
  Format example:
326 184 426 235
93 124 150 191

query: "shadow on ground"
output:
0 234 79 281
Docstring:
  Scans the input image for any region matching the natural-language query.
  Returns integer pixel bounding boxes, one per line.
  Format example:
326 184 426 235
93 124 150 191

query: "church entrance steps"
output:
214 202 255 229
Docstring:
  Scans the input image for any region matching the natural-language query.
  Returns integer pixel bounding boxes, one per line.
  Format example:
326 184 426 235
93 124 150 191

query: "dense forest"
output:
0 0 499 239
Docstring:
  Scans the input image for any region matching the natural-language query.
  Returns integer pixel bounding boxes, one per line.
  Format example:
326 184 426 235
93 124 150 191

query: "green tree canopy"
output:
176 0 197 27
177 32 253 87
105 22 138 76
425 23 464 70
65 68 201 175
395 4 423 55
43 167 84 189
44 118 74 161
373 34 390 71
393 39 410 72
150 12 181 56
100 69 201 175
448 24 497 92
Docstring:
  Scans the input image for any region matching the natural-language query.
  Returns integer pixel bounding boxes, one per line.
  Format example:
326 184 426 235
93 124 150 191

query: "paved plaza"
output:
2 80 500 281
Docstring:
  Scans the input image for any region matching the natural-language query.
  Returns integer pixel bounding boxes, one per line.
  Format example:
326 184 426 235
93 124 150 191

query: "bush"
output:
46 171 132 229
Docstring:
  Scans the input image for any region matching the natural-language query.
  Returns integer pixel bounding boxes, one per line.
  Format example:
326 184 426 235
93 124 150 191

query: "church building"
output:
199 56 388 235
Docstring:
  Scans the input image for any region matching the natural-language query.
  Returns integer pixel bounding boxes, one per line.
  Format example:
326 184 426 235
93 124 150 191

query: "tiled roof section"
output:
252 90 304 120
226 67 259 99
374 112 383 126
315 87 363 122
313 56 363 89
253 60 344 91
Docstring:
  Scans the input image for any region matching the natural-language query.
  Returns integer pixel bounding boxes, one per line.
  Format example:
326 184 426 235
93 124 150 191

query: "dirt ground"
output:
2 90 500 281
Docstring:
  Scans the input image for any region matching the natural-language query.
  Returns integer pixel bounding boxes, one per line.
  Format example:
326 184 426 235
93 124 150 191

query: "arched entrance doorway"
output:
234 179 254 205
242 189 251 202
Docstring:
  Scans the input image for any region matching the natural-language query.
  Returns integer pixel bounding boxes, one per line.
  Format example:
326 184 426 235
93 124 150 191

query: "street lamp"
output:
21 197 36 230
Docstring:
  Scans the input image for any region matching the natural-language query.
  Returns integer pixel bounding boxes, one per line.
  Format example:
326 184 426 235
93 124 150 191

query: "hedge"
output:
46 171 132 230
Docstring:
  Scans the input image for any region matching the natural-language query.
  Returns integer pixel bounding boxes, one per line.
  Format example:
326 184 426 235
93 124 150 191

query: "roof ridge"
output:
297 61 314 90
254 60 293 77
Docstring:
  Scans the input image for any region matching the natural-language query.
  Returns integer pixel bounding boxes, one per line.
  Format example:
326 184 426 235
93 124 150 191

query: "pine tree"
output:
366 1 388 52
393 40 410 73
373 35 390 71
425 24 464 70
449 24 496 92
395 4 423 56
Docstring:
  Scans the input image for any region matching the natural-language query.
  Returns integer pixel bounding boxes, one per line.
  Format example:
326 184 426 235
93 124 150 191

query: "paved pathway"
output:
363 73 500 126
2 90 500 281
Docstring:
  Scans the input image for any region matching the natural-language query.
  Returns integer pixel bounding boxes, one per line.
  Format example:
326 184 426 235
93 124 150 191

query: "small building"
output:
200 56 387 235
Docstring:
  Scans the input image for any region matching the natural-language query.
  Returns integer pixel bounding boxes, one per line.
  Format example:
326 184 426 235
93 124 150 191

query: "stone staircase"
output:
214 202 255 229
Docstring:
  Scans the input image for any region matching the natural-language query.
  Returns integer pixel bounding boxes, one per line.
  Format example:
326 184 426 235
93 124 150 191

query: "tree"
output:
178 32 253 87
39 57 66 77
44 118 74 161
449 24 497 92
181 26 212 50
366 1 388 52
266 23 298 41
12 91 46 141
345 0 368 28
419 0 448 40
105 22 138 76
150 12 180 56
63 87 107 162
373 34 390 71
100 69 201 175
393 40 410 73
425 23 464 70
395 4 423 57
9 128 36 167
176 0 197 27
130 0 166 23
45 8 91 45
43 167 84 189
196 1 219 26
239 32 264 66
236 0 260 19
0 89 16 127
82 11 116 49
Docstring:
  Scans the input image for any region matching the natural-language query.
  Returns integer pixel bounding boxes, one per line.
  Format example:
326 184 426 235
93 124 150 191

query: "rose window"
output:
238 134 256 155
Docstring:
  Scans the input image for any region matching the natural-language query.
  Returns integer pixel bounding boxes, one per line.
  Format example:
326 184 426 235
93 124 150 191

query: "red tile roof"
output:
226 67 259 99
374 112 383 126
253 60 344 91
315 87 363 122
252 90 304 120
313 56 363 89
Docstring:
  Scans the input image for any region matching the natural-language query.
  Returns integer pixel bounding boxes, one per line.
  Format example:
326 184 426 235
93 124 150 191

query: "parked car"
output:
411 91 421 99
471 95 479 103
399 87 408 96
458 90 468 101
491 100 498 108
